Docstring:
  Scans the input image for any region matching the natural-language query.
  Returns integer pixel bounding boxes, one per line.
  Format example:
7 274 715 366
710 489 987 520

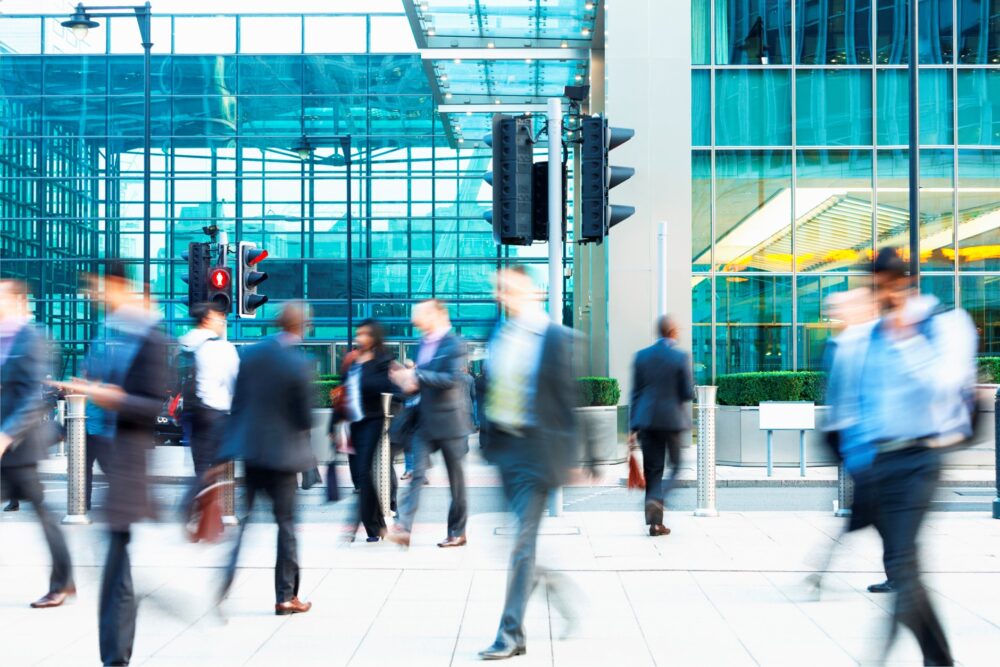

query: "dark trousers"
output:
639 429 682 526
1 464 73 594
180 407 226 517
222 466 300 604
86 434 114 511
99 530 135 666
351 417 388 538
398 433 468 537
872 446 953 666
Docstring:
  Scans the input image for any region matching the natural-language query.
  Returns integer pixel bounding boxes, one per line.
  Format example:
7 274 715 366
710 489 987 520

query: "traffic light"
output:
206 266 232 312
484 114 534 246
530 161 567 243
237 241 269 318
580 116 635 243
181 242 210 311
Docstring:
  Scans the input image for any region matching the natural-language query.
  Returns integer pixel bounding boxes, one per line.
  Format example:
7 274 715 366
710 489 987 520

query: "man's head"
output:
493 265 539 318
192 301 227 337
657 315 679 341
872 247 911 314
84 259 133 313
0 279 30 321
411 298 450 336
277 301 310 339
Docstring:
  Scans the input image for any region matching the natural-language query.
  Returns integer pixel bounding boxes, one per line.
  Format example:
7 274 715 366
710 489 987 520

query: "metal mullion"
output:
708 0 717 382
952 0 961 306
790 0 798 372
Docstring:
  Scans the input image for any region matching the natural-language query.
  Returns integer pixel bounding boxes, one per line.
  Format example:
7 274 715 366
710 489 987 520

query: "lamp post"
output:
292 134 354 340
63 3 153 299
908 0 920 281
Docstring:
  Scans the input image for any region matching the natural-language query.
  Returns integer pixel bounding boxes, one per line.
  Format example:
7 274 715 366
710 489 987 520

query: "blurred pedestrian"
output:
341 318 397 541
395 359 419 480
388 299 472 548
824 248 977 666
627 315 694 536
0 279 75 609
214 302 316 616
56 261 169 666
176 301 239 521
477 266 585 660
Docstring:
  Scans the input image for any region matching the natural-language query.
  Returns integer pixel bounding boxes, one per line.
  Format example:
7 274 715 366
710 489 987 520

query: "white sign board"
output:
759 401 815 431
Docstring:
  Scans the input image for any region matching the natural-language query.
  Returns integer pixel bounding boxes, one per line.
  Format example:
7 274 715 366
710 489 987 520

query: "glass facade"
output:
692 0 1000 382
1 11 568 374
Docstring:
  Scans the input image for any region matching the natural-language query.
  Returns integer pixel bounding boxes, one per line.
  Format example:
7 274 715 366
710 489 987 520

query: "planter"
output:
714 405 837 467
311 408 333 464
576 405 627 465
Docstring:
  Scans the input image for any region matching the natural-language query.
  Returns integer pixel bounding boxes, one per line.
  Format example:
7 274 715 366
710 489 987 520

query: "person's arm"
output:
413 337 467 390
0 330 50 453
628 351 643 433
679 351 695 403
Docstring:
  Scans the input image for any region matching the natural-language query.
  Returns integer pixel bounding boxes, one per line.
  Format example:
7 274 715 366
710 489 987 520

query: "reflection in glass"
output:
876 69 955 145
693 151 712 272
957 150 1000 270
957 0 1000 64
957 69 1000 145
713 151 792 272
961 275 1000 353
716 325 792 374
796 0 872 64
693 0 712 64
715 69 791 146
692 71 711 146
795 69 873 146
715 0 791 64
875 0 953 63
919 150 956 270
795 150 874 271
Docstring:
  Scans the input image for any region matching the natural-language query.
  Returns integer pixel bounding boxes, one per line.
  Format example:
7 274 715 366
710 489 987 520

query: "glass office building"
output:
0 4 578 373
690 0 1000 382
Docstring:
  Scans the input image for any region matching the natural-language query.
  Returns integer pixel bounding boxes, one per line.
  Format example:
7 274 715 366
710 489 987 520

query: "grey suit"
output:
0 324 73 597
397 332 472 537
218 335 316 605
629 339 694 526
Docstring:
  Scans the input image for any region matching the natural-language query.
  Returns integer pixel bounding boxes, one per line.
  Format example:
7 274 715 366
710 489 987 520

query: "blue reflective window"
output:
692 70 711 146
876 0 954 63
957 0 1000 64
692 0 712 65
715 69 791 146
693 151 712 272
958 69 1000 144
715 0 792 64
796 69 873 146
876 69 955 145
796 0 873 64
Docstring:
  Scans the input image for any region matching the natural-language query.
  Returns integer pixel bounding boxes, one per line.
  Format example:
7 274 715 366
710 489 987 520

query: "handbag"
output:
325 461 341 503
627 449 646 490
185 480 229 544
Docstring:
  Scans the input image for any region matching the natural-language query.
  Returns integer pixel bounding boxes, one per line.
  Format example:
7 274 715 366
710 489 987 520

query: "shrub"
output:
716 371 826 406
314 377 340 408
977 357 1000 384
578 377 621 407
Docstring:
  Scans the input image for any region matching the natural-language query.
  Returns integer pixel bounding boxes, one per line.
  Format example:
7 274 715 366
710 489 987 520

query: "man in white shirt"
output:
178 301 240 518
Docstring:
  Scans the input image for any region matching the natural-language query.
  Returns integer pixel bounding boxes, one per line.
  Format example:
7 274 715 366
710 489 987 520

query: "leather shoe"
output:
649 524 671 537
867 580 894 594
478 642 526 660
385 526 411 547
275 597 312 615
30 586 76 609
3 500 19 512
437 535 467 548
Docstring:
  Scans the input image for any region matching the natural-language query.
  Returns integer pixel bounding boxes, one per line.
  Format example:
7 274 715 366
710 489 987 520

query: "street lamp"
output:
63 3 153 299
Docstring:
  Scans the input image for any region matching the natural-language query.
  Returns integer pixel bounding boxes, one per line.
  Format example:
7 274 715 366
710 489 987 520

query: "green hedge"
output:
978 357 1000 384
716 371 826 406
314 376 341 409
578 377 621 407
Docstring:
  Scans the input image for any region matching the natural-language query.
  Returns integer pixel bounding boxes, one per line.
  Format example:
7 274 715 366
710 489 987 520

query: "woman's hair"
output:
356 318 386 355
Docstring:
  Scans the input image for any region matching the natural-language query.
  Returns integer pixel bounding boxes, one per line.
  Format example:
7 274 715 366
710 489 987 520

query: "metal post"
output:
694 385 718 517
343 135 353 345
547 97 564 518
766 430 774 477
62 394 91 525
799 430 806 477
907 0 920 281
141 5 152 299
836 462 854 518
657 221 668 317
377 392 394 522
993 388 1000 519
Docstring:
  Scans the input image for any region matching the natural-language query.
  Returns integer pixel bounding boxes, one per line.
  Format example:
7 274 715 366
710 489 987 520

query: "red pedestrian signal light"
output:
206 266 232 311
210 267 230 290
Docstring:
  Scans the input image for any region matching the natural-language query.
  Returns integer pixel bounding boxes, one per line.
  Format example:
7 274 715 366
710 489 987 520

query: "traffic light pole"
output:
547 97 564 518
216 231 238 526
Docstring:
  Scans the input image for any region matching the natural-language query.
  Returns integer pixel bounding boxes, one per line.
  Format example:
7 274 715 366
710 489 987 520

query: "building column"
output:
604 0 693 396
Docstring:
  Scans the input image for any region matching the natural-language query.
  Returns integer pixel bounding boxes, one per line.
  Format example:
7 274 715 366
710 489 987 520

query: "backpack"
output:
174 337 217 416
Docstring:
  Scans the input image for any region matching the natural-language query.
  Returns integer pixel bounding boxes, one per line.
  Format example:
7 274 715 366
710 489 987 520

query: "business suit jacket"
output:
0 324 51 468
414 333 473 443
479 322 581 489
104 326 170 530
629 339 694 433
218 336 316 473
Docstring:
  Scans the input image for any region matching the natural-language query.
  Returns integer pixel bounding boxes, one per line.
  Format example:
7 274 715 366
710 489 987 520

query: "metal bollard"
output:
835 463 854 518
376 393 395 522
694 385 719 517
56 399 66 457
61 394 91 525
993 388 999 520
222 462 238 526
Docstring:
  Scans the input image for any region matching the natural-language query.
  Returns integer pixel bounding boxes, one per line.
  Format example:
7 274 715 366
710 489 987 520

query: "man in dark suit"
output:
477 266 588 661
214 302 316 616
56 261 169 666
0 279 75 609
629 315 694 537
388 298 472 548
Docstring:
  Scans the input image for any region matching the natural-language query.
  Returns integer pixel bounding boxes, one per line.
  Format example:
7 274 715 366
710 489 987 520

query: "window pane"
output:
797 275 874 369
240 17 301 54
957 69 1000 145
692 0 712 65
957 0 1000 64
174 17 236 54
877 68 956 145
715 69 791 146
0 17 41 54
796 150 874 271
715 0 792 64
714 150 792 272
961 276 1000 354
108 16 171 55
305 16 367 53
796 0 872 64
876 0 953 63
369 16 417 54
796 69 873 146
692 70 711 146
45 17 106 55
693 151 712 272
920 149 955 270
875 0 909 63
957 150 1000 270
